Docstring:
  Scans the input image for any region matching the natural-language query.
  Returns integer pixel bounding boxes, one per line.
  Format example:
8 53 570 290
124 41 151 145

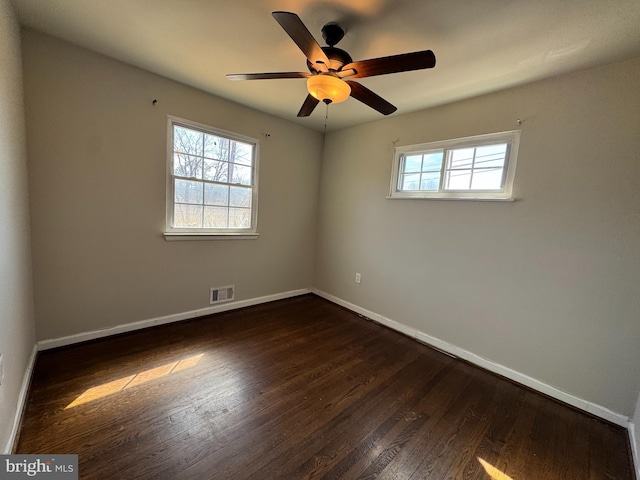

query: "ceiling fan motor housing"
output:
307 46 353 73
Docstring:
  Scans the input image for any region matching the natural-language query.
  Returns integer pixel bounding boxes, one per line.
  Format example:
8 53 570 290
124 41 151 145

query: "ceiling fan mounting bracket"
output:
321 23 345 47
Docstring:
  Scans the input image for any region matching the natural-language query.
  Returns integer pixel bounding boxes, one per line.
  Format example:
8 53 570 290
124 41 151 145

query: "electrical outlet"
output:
355 273 361 284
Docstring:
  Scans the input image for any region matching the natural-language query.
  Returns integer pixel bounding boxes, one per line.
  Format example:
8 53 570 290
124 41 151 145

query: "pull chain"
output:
323 102 329 135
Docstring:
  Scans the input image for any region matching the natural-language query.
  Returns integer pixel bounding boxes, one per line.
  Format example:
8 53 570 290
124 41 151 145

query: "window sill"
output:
163 232 260 241
387 195 515 202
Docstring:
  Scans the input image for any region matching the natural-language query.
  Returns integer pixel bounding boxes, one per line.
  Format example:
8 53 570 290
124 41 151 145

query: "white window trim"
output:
163 116 260 240
389 130 521 201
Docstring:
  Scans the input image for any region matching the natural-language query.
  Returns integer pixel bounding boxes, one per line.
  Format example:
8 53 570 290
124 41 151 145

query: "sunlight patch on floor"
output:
65 353 204 409
478 457 513 480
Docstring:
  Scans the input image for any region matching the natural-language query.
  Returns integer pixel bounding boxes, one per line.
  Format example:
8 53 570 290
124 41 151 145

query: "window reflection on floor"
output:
65 354 204 409
478 457 514 480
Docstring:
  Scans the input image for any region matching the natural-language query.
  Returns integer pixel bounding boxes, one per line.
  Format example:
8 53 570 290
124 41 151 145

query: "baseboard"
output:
312 288 630 428
3 344 38 454
630 421 640 480
37 288 311 351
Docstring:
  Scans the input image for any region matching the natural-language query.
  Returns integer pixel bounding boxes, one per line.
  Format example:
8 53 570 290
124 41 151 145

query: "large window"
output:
390 131 520 200
165 117 258 238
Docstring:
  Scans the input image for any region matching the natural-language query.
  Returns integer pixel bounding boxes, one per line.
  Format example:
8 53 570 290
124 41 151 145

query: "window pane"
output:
471 167 504 190
475 144 507 169
174 204 203 228
175 179 203 204
445 170 472 190
174 126 203 156
205 184 228 206
229 208 251 228
232 142 254 166
449 148 474 169
204 135 230 161
403 155 422 173
203 159 228 182
422 152 444 170
230 186 252 208
420 171 441 191
170 120 259 231
230 164 252 185
173 154 202 179
390 132 518 199
204 206 228 228
401 173 421 191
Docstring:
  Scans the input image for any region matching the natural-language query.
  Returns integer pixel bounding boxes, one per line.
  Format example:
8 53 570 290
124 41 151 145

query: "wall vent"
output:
210 285 235 305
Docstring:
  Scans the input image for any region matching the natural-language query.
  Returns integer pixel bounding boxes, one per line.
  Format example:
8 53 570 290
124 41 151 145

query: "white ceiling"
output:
10 0 640 132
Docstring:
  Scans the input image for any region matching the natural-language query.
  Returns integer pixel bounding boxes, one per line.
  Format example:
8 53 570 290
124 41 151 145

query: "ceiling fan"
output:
226 11 436 117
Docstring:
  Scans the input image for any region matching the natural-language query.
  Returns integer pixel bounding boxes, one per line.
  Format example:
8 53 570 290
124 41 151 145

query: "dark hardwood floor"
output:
16 294 635 479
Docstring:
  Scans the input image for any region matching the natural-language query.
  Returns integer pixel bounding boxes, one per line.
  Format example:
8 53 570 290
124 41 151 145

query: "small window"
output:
165 117 258 237
390 131 520 200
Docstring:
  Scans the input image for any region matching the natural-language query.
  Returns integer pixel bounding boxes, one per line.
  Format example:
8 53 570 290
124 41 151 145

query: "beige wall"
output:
0 0 36 453
315 57 640 417
23 30 323 341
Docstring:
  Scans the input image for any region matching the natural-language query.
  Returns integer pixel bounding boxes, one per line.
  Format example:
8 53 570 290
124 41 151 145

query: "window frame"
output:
389 130 521 201
164 116 259 240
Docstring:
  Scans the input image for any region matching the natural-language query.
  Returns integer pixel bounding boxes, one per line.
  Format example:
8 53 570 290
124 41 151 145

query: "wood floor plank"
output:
442 377 528 479
311 360 455 480
170 337 406 474
15 294 635 479
343 363 478 479
250 356 452 480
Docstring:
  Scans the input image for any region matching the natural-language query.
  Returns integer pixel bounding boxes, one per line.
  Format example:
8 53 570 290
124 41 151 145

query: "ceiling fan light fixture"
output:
307 75 351 104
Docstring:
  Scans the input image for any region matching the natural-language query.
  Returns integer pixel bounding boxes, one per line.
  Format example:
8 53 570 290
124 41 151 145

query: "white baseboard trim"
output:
3 344 38 454
630 421 640 480
37 288 311 351
312 288 631 428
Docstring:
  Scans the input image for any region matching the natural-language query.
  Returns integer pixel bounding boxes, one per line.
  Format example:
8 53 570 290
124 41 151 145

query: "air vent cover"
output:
210 285 235 304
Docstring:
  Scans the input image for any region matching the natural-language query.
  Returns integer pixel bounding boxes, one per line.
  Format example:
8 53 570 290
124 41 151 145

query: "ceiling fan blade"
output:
226 72 311 81
343 50 436 78
272 11 330 68
297 94 320 117
345 80 397 115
